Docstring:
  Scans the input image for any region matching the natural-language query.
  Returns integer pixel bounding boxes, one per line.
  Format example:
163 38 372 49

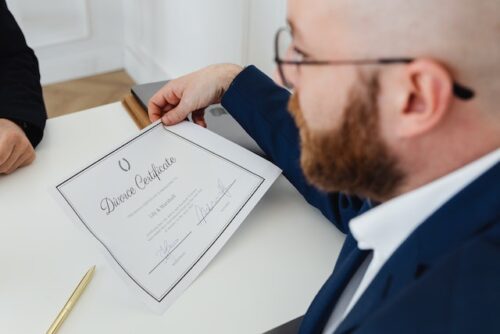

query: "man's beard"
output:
288 75 404 201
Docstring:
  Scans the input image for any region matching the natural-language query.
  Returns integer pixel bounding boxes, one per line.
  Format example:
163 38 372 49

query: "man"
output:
149 0 500 332
0 0 47 175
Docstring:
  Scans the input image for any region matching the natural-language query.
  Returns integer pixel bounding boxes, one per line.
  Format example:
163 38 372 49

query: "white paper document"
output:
53 120 281 312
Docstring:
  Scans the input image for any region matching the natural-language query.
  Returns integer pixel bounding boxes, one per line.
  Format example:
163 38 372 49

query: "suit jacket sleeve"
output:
221 65 368 233
0 0 47 147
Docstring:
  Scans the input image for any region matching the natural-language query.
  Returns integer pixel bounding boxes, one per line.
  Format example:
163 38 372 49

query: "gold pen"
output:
47 265 96 334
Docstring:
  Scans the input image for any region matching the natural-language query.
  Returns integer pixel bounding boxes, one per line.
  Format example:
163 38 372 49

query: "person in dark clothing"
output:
0 0 46 175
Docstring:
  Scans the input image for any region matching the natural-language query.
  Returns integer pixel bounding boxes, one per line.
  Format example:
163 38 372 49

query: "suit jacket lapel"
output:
299 241 370 334
334 239 418 333
334 161 500 334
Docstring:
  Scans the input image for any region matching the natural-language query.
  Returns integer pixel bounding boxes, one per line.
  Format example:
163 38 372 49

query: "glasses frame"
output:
274 27 474 100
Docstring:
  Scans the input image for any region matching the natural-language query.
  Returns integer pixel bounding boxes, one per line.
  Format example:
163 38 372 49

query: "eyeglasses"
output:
274 27 475 100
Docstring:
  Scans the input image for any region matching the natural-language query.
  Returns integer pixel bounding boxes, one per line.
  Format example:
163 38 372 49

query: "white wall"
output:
6 0 124 85
246 0 287 76
123 0 287 83
6 0 287 85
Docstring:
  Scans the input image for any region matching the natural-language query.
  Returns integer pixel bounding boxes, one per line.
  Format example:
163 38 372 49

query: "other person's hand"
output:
0 118 36 174
148 64 243 127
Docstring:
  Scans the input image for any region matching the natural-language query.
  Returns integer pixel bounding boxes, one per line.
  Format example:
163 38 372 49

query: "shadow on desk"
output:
264 316 303 334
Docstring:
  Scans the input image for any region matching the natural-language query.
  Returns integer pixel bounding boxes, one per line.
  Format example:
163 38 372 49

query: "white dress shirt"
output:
323 148 500 333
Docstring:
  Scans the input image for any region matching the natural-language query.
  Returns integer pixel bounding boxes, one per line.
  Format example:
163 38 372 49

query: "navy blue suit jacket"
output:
221 66 500 333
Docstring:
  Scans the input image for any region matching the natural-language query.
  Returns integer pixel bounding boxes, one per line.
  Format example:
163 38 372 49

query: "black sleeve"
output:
0 0 47 147
222 66 370 233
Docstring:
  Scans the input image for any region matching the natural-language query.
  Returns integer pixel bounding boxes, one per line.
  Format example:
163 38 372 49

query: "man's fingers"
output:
161 100 190 125
148 83 181 122
148 101 176 122
147 100 164 122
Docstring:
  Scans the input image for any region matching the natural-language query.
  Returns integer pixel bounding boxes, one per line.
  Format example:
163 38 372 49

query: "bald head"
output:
290 0 500 116
345 0 498 111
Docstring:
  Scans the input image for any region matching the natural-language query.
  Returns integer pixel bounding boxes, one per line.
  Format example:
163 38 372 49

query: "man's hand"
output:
148 64 243 127
0 119 35 174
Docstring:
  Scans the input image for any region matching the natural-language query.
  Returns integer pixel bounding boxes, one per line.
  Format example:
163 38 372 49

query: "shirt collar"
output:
349 148 500 260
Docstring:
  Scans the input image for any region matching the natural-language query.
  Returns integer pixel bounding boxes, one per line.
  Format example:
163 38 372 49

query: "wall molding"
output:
124 44 171 84
11 0 91 49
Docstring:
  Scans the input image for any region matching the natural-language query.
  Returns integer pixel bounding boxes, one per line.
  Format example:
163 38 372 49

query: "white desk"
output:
0 103 345 334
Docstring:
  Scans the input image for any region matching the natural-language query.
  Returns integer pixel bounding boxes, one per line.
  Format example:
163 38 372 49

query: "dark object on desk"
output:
123 80 264 156
0 0 47 147
264 316 303 334
122 93 151 129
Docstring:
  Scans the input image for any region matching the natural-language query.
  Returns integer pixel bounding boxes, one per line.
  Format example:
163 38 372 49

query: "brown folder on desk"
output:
121 93 150 129
121 80 169 129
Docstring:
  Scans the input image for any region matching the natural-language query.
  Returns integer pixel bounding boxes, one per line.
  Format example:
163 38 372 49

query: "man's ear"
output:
396 58 454 138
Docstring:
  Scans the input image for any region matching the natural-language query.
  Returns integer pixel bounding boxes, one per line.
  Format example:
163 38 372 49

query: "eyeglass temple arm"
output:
378 58 475 100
